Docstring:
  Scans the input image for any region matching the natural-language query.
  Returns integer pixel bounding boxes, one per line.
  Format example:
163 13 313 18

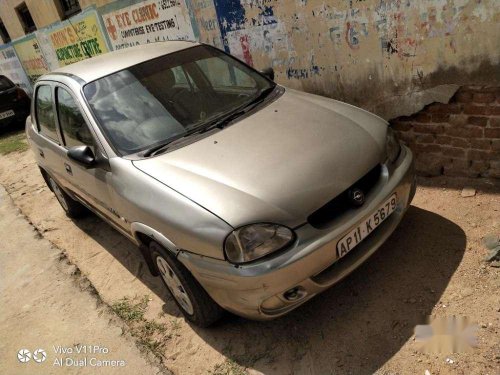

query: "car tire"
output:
150 241 224 327
47 176 87 218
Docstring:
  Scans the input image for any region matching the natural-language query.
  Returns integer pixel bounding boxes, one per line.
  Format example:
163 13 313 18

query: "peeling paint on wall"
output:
208 0 498 118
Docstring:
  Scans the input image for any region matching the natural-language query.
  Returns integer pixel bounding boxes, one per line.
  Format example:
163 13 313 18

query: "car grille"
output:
307 164 382 229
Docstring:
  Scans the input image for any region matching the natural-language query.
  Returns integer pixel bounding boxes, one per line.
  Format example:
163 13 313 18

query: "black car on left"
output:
0 75 31 129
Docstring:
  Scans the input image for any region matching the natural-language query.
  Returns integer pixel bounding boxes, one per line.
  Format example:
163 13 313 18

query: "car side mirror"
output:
260 67 275 81
67 145 96 168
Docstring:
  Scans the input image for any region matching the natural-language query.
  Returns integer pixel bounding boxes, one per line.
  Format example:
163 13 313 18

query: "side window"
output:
36 85 58 141
56 87 93 148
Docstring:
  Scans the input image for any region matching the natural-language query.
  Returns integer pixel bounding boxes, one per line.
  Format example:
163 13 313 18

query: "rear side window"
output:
0 76 14 91
56 87 93 148
36 85 58 141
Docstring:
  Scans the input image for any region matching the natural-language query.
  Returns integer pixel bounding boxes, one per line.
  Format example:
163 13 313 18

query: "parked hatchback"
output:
26 41 415 327
0 75 30 128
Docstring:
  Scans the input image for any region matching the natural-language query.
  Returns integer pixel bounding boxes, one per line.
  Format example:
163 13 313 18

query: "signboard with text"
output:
46 9 110 66
101 0 195 50
13 35 49 84
0 45 33 94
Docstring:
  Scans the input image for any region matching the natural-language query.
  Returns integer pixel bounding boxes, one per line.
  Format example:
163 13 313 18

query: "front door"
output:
52 84 128 232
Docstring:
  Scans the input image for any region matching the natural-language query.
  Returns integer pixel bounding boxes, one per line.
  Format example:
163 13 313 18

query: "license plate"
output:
337 193 398 258
0 110 14 120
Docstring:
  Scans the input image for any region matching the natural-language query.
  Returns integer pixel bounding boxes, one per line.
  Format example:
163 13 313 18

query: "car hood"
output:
133 88 388 228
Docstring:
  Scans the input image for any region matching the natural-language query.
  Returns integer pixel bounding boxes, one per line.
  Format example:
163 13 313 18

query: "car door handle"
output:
64 163 73 175
38 149 44 158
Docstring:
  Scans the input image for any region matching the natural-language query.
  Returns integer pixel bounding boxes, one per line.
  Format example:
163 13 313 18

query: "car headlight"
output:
224 223 294 264
386 127 401 163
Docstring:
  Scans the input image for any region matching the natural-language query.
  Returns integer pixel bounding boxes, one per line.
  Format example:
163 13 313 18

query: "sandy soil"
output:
0 185 162 375
0 149 498 375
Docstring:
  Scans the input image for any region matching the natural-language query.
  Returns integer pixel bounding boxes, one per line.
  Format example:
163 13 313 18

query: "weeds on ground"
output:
111 296 171 360
0 131 28 155
211 359 247 375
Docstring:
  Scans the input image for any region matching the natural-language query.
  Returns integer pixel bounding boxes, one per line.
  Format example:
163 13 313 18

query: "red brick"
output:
446 125 483 138
469 160 490 176
443 159 472 178
449 115 468 127
414 113 432 123
392 121 412 132
415 153 449 176
435 135 471 148
470 139 491 150
451 137 471 148
415 143 442 153
426 103 461 114
435 135 453 145
473 92 495 103
485 128 500 138
492 140 500 151
468 116 488 127
442 146 466 158
454 91 473 103
463 104 490 115
416 134 435 143
490 117 500 128
432 113 450 123
414 124 445 134
468 149 491 160
489 106 500 116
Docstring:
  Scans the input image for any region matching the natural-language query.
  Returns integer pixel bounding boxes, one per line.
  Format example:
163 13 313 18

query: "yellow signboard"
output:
48 11 110 66
13 36 49 84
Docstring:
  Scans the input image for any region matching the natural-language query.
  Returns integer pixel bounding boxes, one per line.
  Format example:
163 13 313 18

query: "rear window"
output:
0 76 14 91
35 85 58 141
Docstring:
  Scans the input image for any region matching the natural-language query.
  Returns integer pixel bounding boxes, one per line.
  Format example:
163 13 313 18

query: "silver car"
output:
26 41 415 327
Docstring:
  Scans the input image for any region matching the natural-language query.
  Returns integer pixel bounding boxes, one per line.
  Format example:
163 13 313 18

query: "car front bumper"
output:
178 145 416 320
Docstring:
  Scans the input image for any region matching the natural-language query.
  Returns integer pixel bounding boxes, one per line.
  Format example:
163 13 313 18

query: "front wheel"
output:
47 177 87 218
150 241 224 327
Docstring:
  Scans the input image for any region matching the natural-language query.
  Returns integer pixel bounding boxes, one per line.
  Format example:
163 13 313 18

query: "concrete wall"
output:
0 0 62 40
213 0 499 119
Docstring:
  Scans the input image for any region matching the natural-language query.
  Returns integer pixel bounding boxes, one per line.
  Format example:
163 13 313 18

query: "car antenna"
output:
67 18 92 59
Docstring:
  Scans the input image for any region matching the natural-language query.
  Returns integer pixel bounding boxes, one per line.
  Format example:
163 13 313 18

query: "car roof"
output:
47 40 200 83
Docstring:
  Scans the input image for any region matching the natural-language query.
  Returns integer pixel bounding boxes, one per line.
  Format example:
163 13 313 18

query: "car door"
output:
32 83 67 188
52 83 129 232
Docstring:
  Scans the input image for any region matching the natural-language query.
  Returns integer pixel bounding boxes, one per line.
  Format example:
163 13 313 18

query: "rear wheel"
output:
47 177 87 218
150 241 224 327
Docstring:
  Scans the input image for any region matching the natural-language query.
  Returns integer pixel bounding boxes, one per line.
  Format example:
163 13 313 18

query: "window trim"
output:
55 85 95 150
57 0 81 20
34 83 60 144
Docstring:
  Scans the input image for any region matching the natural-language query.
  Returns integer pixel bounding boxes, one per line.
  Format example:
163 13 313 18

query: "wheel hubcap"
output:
49 179 68 211
156 257 194 315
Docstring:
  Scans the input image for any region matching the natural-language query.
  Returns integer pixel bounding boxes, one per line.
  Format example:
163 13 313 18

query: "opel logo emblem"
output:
348 188 365 207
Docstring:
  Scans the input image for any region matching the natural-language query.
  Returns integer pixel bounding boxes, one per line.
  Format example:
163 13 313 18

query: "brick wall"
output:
390 86 500 179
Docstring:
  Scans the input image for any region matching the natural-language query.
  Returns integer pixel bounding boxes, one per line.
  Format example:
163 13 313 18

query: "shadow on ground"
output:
73 205 465 374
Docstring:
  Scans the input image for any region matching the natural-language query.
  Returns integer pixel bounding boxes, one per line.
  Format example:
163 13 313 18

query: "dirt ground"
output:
0 145 499 375
0 185 163 374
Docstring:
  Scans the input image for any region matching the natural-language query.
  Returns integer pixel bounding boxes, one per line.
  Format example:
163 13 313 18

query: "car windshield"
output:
83 45 274 155
0 76 14 92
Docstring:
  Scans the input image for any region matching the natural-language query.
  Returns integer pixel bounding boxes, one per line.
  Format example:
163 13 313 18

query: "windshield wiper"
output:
198 86 277 134
142 86 276 158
